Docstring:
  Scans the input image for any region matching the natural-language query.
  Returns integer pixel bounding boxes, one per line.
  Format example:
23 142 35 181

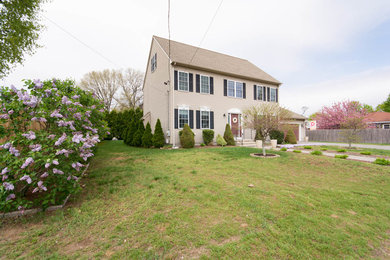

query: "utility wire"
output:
189 0 224 64
42 14 119 68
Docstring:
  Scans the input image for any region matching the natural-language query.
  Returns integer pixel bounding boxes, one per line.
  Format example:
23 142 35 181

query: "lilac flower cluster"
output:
55 133 67 146
21 157 34 169
1 142 20 156
1 79 108 212
22 131 36 140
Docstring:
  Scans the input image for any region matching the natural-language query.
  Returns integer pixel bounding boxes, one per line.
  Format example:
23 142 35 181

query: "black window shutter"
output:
267 87 270 101
155 53 157 68
263 87 266 101
253 85 257 100
210 77 214 94
196 74 200 93
276 88 278 102
223 79 227 96
196 110 200 129
174 70 178 90
210 111 214 129
189 73 193 92
243 83 246 99
174 109 178 129
189 110 194 128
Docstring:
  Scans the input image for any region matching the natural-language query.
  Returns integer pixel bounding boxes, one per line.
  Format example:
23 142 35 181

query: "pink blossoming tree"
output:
315 101 369 147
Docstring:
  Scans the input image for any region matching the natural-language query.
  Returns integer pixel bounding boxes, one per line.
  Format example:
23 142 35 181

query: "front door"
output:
230 113 241 138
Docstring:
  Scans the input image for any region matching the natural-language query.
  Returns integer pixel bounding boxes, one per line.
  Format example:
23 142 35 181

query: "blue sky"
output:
1 0 390 116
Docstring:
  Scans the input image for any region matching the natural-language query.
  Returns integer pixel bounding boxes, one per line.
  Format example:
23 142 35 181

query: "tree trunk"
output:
262 138 266 156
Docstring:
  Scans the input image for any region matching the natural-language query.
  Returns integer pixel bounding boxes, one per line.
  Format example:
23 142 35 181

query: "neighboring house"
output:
143 36 306 146
365 112 390 129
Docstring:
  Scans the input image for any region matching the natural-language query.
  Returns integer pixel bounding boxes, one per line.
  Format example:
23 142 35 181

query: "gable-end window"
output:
236 82 243 98
151 53 157 72
201 110 210 129
270 88 277 102
178 109 189 128
227 80 235 97
178 71 189 91
257 85 263 100
200 75 210 94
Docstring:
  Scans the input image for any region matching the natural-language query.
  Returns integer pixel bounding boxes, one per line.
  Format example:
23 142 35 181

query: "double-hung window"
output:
227 80 235 97
235 82 243 98
201 110 210 129
257 85 263 100
270 88 277 102
178 71 189 91
200 75 210 94
178 109 189 128
227 80 244 98
384 124 390 129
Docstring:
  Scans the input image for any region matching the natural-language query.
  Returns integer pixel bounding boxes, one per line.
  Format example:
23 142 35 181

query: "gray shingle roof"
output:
154 36 281 85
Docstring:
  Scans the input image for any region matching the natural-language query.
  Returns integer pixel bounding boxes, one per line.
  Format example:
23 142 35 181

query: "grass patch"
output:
373 158 390 166
303 146 312 149
360 151 372 155
280 147 287 151
335 154 348 159
1 141 390 259
293 150 302 153
337 149 347 153
311 150 322 156
320 148 328 151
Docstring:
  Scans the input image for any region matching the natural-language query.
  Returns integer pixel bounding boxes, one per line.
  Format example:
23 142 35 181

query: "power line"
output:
189 0 224 64
42 14 119 68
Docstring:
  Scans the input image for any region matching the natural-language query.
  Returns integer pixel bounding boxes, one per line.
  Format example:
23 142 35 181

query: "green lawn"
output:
1 141 390 259
299 145 390 157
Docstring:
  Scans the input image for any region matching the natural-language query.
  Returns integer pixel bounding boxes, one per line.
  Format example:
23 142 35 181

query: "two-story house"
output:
143 36 306 146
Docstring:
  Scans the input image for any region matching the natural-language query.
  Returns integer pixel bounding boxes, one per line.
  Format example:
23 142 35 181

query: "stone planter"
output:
256 140 262 148
271 139 277 148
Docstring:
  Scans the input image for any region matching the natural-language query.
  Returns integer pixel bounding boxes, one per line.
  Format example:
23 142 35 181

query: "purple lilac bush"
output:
0 79 108 212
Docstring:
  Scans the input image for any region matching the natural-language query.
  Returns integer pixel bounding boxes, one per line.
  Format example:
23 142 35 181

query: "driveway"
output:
299 141 390 150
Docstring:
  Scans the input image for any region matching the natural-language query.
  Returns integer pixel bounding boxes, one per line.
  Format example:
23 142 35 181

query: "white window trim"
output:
227 79 244 99
200 109 210 129
200 74 210 94
178 71 189 92
383 124 390 129
178 108 189 129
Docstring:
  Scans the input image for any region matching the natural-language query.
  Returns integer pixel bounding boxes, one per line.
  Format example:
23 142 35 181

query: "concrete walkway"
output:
279 148 377 163
299 141 390 150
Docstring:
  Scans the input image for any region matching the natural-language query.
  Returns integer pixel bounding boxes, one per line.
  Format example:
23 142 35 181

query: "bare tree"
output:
79 69 121 112
243 103 291 156
114 68 144 110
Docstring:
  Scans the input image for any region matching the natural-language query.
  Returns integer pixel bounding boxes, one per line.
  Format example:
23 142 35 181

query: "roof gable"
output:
153 36 281 85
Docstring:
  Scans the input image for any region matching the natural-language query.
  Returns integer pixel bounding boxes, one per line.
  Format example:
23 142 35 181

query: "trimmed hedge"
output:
223 124 235 146
270 129 284 144
142 122 153 148
285 129 297 144
202 129 214 145
216 134 227 146
179 124 194 148
152 119 165 148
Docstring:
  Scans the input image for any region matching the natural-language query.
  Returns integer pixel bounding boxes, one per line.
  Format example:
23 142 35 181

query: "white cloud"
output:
281 66 390 116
